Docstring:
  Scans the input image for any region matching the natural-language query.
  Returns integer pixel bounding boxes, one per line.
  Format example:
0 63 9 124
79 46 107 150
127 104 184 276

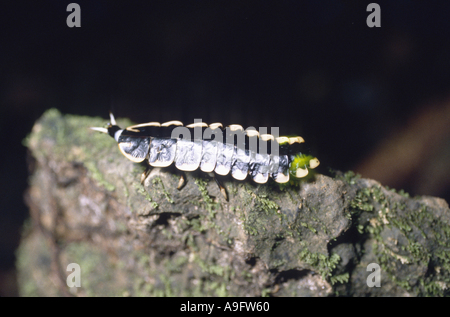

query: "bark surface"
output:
18 109 450 296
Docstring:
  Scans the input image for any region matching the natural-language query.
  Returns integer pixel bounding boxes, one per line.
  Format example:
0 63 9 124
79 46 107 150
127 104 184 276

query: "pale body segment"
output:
91 113 320 184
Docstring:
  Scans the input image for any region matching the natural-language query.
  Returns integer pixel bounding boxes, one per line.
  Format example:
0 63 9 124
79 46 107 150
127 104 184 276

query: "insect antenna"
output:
90 127 108 134
109 112 117 126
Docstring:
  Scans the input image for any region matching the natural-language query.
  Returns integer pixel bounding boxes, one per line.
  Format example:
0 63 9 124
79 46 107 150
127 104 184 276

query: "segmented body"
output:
93 116 319 184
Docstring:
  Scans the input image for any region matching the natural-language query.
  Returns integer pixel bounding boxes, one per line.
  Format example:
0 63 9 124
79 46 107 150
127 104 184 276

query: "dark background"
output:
1 1 450 296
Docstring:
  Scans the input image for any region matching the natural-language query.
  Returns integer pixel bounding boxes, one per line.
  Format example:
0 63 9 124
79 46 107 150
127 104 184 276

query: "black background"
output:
1 0 450 296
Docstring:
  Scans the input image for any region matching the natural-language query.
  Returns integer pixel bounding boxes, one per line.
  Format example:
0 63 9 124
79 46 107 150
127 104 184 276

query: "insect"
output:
91 113 320 199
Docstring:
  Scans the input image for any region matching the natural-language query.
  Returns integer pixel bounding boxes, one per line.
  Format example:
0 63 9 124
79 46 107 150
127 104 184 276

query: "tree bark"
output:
18 109 450 296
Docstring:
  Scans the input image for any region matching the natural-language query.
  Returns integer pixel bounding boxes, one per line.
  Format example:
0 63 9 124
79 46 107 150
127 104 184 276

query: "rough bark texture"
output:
18 109 450 296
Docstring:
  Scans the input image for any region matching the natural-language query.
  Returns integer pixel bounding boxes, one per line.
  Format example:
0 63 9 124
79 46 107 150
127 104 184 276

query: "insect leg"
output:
140 166 153 184
177 172 186 190
207 172 228 201
214 175 228 201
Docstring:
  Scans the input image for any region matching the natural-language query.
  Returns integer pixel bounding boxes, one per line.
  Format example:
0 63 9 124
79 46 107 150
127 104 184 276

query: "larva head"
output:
90 112 123 142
